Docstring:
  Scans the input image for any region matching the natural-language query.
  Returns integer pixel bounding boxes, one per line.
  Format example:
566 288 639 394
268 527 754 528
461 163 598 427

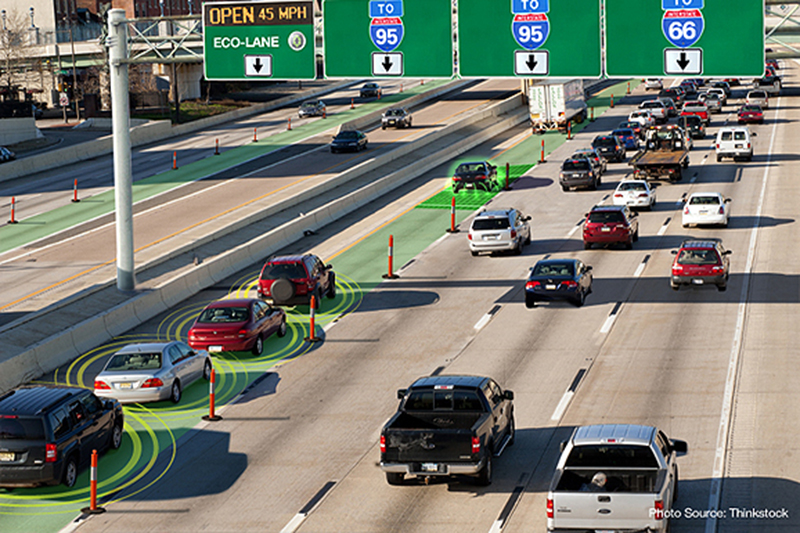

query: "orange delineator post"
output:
202 368 222 421
540 139 546 163
400 82 403 93
172 151 177 170
350 98 354 109
287 118 292 130
627 81 631 95
446 196 458 233
81 449 106 514
305 296 320 342
253 127 258 142
382 235 399 279
611 94 615 108
590 107 595 122
8 196 17 224
323 108 327 119
567 121 572 140
215 138 220 155
72 178 80 202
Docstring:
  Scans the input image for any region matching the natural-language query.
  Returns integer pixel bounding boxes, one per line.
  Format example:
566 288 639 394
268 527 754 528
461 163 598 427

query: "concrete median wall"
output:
0 93 526 394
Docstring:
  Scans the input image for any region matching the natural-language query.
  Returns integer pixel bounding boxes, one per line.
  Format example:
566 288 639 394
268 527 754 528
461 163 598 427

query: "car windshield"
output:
563 160 590 171
300 102 317 109
593 137 616 147
106 352 162 371
532 262 574 277
384 109 403 116
689 196 721 205
404 390 484 411
678 249 719 265
364 83 377 89
588 211 625 224
618 182 646 192
261 262 306 279
741 105 761 113
197 306 250 323
472 218 510 230
456 163 487 173
336 131 359 140
0 417 45 440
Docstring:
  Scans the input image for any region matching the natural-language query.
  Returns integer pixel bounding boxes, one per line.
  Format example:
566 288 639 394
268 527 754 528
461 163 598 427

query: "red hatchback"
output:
582 205 639 250
257 254 336 309
670 240 732 291
680 101 709 124
187 298 286 355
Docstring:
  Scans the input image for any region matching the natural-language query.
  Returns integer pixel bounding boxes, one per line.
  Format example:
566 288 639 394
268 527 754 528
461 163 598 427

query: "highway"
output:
5 64 785 533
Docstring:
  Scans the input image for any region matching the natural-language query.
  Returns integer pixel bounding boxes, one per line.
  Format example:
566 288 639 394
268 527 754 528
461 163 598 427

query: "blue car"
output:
525 259 593 308
611 128 639 151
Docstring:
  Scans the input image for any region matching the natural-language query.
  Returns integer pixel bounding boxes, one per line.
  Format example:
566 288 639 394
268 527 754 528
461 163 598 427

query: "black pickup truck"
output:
380 375 515 486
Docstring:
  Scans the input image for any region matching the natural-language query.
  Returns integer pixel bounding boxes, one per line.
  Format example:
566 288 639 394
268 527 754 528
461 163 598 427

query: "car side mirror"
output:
105 399 116 410
671 250 678 255
725 198 732 203
397 389 407 400
723 250 732 255
503 390 514 401
752 132 757 136
524 216 532 221
585 265 593 271
671 439 688 456
326 264 333 270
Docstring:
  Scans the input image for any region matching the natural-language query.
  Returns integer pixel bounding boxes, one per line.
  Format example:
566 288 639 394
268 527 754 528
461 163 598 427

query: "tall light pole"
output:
68 0 80 121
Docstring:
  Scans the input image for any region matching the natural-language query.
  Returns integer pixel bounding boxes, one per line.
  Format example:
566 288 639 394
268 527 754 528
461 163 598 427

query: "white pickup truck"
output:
547 424 687 533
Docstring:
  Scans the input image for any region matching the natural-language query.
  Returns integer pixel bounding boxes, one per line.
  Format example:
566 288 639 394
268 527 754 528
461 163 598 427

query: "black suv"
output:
257 254 336 309
0 385 123 487
591 135 626 163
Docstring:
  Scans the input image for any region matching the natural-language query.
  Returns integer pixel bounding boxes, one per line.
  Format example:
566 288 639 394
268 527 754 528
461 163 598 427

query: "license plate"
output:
483 235 498 240
595 530 615 533
736 144 743 148
208 346 223 353
0 452 14 462
573 173 582 178
546 284 557 290
699 210 708 214
421 463 439 473
118 382 134 390
601 227 611 232
693 279 704 285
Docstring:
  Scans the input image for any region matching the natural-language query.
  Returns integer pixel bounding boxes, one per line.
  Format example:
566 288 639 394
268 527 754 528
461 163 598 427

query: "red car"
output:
582 205 639 250
670 239 732 291
257 254 336 309
680 101 709 124
737 104 764 124
187 298 286 355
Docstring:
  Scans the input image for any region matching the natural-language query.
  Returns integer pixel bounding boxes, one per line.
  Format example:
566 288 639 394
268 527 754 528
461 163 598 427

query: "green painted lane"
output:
0 80 451 256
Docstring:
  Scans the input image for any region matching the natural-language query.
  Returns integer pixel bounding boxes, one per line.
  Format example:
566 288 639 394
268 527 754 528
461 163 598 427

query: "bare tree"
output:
0 9 29 100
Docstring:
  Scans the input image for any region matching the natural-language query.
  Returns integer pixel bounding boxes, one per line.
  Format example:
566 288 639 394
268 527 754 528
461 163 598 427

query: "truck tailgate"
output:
551 492 662 531
632 151 686 165
384 428 474 464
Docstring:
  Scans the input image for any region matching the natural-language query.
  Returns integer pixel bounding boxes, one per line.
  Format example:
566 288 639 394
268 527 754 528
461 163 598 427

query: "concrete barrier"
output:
0 94 526 393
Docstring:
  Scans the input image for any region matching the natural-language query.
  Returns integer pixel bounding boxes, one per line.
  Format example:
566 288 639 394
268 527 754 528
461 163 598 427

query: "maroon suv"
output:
257 254 336 309
583 205 639 250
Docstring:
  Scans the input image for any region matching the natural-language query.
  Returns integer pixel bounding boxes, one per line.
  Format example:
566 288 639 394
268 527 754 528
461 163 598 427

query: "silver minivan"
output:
468 208 531 256
715 127 756 162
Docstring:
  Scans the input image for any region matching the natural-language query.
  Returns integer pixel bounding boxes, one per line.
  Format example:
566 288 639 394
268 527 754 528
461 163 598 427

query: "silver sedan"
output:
94 341 212 404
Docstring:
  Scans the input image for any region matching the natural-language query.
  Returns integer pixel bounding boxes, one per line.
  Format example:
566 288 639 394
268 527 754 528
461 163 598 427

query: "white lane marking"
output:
704 93 780 533
599 314 617 334
690 176 697 183
550 391 575 421
280 513 307 533
474 313 493 331
657 220 670 236
633 262 646 278
567 224 581 237
488 520 504 533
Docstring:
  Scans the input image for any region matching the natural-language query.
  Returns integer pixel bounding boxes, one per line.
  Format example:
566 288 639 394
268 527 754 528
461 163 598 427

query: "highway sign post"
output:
203 1 316 81
458 0 601 78
606 0 764 77
323 0 453 78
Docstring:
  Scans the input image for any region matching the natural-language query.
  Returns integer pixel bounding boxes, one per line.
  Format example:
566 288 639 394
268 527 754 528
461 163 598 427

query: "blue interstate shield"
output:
512 13 549 51
370 17 404 52
662 9 704 49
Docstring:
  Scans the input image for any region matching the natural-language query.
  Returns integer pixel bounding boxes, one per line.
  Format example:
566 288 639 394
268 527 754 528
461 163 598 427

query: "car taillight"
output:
747 143 751 149
711 266 724 271
526 281 541 290
467 233 473 240
719 206 725 214
142 378 164 388
716 143 720 149
673 265 683 272
561 280 578 288
45 443 57 463
380 435 386 454
510 230 517 239
654 499 664 520
238 328 249 338
453 176 461 181
684 206 689 215
614 193 623 197
477 174 486 180
472 437 481 454
638 193 649 198
94 380 111 390
547 498 554 519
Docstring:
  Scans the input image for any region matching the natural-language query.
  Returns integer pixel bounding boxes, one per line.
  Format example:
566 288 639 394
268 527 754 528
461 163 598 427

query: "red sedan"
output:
188 298 287 356
737 104 764 124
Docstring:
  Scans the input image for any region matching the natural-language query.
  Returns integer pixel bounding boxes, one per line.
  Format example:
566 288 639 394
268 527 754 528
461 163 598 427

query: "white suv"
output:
468 208 531 256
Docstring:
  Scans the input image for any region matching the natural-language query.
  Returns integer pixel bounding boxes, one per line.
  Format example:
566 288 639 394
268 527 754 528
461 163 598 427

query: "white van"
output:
715 127 756 162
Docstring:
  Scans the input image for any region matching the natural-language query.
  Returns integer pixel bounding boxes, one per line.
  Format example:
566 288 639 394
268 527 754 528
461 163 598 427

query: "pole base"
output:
304 336 321 342
382 274 399 279
202 415 223 422
446 228 460 233
81 506 107 515
71 199 80 203
8 220 18 224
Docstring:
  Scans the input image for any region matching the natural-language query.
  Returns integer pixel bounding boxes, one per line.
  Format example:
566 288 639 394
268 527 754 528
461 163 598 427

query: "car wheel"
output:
574 290 586 307
170 380 182 403
386 472 404 486
476 450 493 486
561 185 569 192
716 154 722 162
252 334 264 356
203 359 212 381
625 238 634 250
524 232 531 245
513 240 522 255
718 283 727 292
508 415 516 446
584 241 592 250
633 228 639 242
470 250 479 257
673 466 680 504
381 124 386 130
525 294 535 309
671 281 680 291
62 455 78 488
326 275 336 299
590 179 598 191
111 422 123 450
277 317 287 338
747 155 753 162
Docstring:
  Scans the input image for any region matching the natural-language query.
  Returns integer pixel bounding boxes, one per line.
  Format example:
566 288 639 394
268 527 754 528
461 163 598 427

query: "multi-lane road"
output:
1 64 799 533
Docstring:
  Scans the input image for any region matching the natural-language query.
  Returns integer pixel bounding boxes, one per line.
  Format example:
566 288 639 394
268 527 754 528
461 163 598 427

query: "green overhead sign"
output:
323 0 453 78
605 0 764 77
203 0 316 81
458 0 602 78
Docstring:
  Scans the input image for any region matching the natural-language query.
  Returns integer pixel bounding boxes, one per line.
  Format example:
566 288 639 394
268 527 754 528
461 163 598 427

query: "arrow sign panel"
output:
372 52 403 76
514 50 549 75
664 48 702 75
244 54 273 77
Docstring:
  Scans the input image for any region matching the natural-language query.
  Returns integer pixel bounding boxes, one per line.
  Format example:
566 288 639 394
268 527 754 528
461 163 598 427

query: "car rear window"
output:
618 182 646 192
457 163 487 173
734 131 746 140
106 352 163 371
689 196 721 205
593 137 616 147
197 307 250 323
720 131 733 141
641 102 662 109
750 91 766 98
588 211 625 224
562 160 590 171
612 129 632 137
472 218 510 230
532 262 574 277
404 390 483 411
0 417 45 440
261 263 307 279
565 444 659 468
678 249 720 265
741 105 760 113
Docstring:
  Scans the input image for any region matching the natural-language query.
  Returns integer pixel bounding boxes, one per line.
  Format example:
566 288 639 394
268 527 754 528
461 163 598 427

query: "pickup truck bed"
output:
630 150 689 181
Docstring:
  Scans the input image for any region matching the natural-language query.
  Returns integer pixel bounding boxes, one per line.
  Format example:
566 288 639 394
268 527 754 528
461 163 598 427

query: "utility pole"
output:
69 0 80 121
